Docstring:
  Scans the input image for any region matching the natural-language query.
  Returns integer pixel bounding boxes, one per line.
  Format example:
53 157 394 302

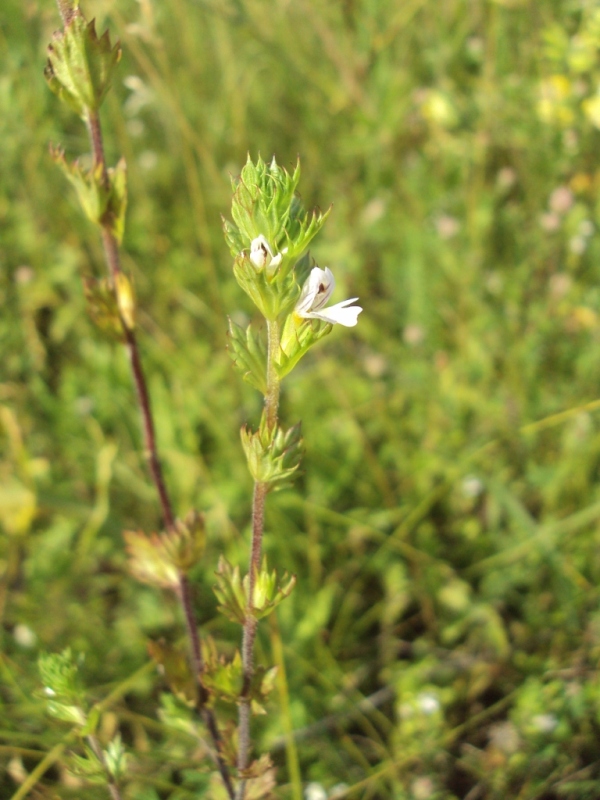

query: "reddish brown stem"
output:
123 327 175 531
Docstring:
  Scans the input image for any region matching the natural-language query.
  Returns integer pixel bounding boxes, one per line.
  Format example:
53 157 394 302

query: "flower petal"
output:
296 267 335 314
305 298 362 327
249 235 274 268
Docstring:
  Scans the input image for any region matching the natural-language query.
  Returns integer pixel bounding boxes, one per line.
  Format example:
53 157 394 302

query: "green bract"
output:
277 313 333 379
213 556 296 624
202 641 278 713
51 148 128 243
228 319 267 394
124 512 206 590
240 418 303 490
45 10 121 118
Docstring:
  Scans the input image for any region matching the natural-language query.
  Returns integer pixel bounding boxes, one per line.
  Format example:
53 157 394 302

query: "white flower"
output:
295 267 362 327
304 783 327 800
249 235 286 269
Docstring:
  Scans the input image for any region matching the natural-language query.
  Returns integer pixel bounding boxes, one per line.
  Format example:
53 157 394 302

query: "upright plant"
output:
40 2 362 798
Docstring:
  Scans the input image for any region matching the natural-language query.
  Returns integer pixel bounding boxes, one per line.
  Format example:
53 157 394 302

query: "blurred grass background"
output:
4 0 600 797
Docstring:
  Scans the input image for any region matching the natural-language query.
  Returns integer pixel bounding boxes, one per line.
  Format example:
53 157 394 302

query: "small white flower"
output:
532 713 558 733
417 691 440 715
295 267 362 327
249 235 285 269
13 624 37 648
305 783 327 800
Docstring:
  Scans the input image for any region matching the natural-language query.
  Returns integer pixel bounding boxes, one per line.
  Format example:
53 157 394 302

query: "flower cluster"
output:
247 236 362 328
226 156 362 390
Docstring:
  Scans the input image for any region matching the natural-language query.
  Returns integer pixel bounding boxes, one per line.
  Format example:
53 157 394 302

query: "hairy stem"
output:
236 320 281 798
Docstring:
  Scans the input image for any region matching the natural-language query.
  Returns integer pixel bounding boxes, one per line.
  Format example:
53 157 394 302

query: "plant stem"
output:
87 735 123 800
179 574 236 798
265 319 281 431
236 320 281 798
56 15 235 793
123 326 175 530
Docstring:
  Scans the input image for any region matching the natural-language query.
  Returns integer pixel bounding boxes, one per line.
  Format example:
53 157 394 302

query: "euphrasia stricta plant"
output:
40 2 362 798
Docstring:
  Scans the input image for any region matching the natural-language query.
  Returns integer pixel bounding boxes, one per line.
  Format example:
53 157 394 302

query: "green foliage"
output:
83 275 125 340
147 639 197 705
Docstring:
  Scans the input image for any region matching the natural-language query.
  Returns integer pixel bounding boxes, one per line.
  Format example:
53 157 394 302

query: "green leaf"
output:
51 146 110 226
105 157 128 244
67 745 105 783
202 643 244 704
213 556 295 624
202 640 278 713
